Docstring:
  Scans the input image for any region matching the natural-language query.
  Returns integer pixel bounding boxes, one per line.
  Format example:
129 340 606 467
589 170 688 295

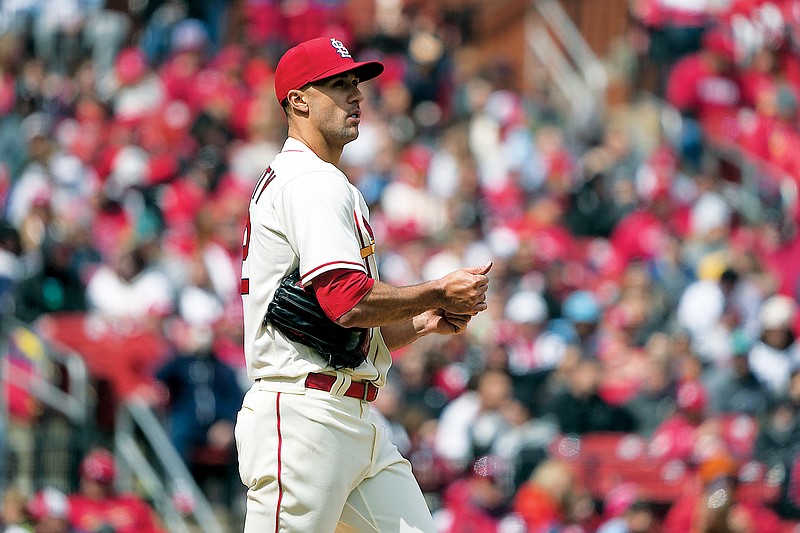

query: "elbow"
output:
336 307 366 329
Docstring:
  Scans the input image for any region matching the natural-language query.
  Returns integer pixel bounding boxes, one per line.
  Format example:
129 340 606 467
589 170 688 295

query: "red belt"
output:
305 372 379 402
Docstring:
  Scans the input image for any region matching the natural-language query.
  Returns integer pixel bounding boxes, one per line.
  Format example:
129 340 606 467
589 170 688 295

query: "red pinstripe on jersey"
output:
274 392 283 533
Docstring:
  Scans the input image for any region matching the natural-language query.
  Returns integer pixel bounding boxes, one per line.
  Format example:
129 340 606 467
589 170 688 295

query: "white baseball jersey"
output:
240 137 392 386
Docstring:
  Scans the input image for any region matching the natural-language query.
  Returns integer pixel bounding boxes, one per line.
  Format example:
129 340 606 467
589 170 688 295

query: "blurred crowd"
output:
3 0 800 532
2 448 166 533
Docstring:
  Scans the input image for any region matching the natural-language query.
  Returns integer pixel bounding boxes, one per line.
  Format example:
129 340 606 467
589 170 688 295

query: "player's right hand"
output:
439 261 492 315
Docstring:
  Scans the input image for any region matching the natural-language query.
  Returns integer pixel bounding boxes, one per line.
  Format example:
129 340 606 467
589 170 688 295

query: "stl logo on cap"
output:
330 39 352 58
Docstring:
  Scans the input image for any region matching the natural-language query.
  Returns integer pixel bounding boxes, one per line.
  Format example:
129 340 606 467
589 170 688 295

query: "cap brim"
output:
308 60 384 86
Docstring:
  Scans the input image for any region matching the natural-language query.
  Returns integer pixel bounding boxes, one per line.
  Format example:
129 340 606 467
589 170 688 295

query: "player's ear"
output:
286 89 309 113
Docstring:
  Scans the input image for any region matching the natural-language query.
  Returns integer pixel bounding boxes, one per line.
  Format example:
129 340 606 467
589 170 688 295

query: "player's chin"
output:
337 126 359 144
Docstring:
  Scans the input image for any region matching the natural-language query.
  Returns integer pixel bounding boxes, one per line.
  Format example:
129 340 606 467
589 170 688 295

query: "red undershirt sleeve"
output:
311 268 375 322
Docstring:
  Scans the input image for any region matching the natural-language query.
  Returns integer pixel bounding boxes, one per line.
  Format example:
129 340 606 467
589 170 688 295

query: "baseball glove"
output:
265 269 369 369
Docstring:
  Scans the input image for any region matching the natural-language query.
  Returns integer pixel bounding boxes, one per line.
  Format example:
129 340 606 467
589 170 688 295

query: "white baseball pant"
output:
236 378 436 532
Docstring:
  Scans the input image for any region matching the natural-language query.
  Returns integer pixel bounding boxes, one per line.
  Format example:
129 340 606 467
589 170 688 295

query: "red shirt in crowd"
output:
609 208 671 265
663 489 783 533
437 479 507 533
666 53 746 143
513 483 564 531
68 493 165 533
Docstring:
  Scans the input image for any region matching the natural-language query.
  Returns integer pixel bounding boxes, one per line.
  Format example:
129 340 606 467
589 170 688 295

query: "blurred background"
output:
3 0 800 532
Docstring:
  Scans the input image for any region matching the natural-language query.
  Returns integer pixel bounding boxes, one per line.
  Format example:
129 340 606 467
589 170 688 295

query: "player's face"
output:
306 72 364 147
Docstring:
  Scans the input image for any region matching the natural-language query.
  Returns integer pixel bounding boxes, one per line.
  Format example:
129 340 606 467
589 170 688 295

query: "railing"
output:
655 95 799 222
115 398 226 533
0 315 91 494
1 313 227 533
526 0 608 122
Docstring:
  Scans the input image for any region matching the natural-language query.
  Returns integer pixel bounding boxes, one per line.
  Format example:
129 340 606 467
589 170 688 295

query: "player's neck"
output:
287 130 343 167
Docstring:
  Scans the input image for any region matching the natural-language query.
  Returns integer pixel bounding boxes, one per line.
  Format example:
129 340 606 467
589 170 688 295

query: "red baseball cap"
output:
79 448 116 484
27 488 69 521
274 37 384 104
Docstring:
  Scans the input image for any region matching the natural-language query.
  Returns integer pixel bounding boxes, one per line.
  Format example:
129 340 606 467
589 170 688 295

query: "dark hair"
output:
720 268 739 286
0 220 21 255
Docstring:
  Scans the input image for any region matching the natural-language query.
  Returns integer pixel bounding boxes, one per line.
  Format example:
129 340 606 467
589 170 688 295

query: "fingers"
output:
463 261 493 276
448 300 487 316
444 311 473 322
442 310 471 333
464 262 491 292
437 261 493 315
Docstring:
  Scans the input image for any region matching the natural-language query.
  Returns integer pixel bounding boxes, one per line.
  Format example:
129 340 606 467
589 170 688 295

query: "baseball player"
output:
235 36 492 533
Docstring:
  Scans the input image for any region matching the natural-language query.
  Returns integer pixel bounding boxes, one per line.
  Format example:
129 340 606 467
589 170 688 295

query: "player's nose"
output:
349 85 365 104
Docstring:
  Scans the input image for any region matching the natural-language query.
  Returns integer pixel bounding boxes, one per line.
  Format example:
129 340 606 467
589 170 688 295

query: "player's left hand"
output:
424 308 472 335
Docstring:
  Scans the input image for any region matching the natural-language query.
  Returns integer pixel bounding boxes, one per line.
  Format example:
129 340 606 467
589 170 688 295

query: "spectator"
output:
630 0 711 92
26 487 76 533
625 333 677 437
663 451 783 533
776 452 800 521
597 500 655 533
7 113 100 234
175 254 226 328
433 455 525 533
787 366 800 410
155 319 243 506
392 348 448 420
597 269 665 407
610 177 677 268
647 231 694 314
85 241 173 322
1 488 30 533
753 399 800 473
611 260 671 348
560 289 603 357
371 380 412 456
676 265 741 367
404 410 452 498
513 459 591 532
648 379 709 462
434 368 515 472
0 220 22 315
68 448 165 533
544 357 635 435
379 143 447 241
500 289 566 376
489 399 559 491
596 483 655 533
158 18 209 107
665 26 748 164
739 81 800 179
749 295 800 396
704 330 771 417
14 233 87 323
109 47 166 125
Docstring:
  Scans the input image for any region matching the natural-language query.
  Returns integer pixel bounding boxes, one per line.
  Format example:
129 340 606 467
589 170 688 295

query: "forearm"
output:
380 320 418 352
337 280 444 328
